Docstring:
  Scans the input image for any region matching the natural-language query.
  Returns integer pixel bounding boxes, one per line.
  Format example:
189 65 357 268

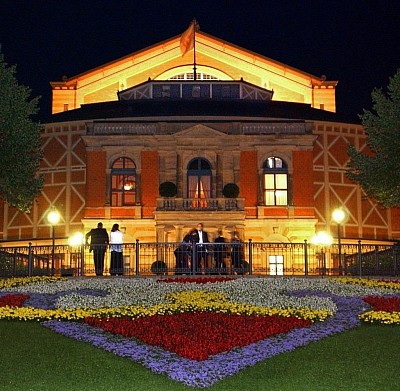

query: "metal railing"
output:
0 240 399 278
156 197 245 211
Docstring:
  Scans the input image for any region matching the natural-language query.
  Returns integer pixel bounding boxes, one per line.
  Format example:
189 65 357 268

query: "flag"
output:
180 20 198 56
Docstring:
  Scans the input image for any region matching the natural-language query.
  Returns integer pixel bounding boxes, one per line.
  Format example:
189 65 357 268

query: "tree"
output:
0 52 43 212
347 69 400 208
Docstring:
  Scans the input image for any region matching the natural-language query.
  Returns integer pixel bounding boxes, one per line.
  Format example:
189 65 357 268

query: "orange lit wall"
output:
240 151 258 207
293 150 314 207
141 151 159 217
85 150 107 216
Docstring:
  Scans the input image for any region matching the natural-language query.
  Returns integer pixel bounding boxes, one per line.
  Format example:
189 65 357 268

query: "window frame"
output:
263 157 288 206
110 157 137 206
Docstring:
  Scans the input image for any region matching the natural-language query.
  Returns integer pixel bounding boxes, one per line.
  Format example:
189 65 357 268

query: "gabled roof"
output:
51 30 335 89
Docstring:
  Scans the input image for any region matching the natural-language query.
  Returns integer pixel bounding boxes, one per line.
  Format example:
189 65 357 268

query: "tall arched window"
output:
111 157 136 206
263 157 288 206
187 158 212 205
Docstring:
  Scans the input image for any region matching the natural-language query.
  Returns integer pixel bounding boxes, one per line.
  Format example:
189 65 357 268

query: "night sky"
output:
1 1 399 122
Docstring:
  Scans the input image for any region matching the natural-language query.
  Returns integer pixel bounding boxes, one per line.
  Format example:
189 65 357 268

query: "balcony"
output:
156 198 245 211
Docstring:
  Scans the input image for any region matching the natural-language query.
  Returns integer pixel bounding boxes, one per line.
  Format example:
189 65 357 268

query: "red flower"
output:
85 312 311 361
0 294 30 307
363 296 400 312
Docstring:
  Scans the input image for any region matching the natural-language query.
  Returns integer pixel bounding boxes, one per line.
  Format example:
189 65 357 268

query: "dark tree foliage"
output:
0 52 44 212
347 69 400 208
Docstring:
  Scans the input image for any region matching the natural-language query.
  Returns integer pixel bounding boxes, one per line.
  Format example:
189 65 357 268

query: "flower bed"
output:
1 276 399 388
85 312 311 361
359 295 400 325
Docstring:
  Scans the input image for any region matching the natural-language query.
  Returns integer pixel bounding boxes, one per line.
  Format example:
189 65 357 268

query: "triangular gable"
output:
174 124 227 138
50 28 337 114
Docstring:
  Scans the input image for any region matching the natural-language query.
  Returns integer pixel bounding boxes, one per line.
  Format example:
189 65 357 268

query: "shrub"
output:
151 260 167 275
159 182 177 197
222 183 239 198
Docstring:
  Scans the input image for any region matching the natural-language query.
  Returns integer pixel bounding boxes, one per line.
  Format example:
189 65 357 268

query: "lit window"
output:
111 157 136 206
169 72 218 80
187 158 212 207
263 157 288 206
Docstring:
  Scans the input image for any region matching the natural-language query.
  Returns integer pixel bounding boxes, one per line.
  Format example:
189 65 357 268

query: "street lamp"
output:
332 208 347 275
311 231 333 275
47 209 61 275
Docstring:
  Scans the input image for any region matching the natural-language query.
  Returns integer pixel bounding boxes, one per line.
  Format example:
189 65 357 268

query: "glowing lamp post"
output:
47 209 61 275
311 231 333 276
69 232 85 276
332 208 347 275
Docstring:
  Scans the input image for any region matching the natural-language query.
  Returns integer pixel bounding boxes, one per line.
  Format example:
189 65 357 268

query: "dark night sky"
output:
1 1 399 122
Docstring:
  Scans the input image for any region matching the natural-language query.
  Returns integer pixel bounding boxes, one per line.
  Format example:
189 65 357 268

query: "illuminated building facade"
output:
1 28 400 246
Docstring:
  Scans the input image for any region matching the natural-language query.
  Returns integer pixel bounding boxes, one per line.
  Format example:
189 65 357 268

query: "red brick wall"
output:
141 151 159 210
293 150 314 207
240 151 258 207
85 150 107 207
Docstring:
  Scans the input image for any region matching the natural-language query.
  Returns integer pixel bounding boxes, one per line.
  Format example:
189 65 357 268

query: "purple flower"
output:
42 292 365 388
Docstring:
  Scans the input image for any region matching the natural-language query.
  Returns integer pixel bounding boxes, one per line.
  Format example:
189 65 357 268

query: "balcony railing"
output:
0 241 399 278
156 197 244 211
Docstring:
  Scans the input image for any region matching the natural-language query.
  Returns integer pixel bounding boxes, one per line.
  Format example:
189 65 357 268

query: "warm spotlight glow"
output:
332 208 346 225
311 231 333 246
68 232 84 246
47 209 61 225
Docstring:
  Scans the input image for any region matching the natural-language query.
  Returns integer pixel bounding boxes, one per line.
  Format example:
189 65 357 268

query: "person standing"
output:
174 229 196 275
193 223 209 273
214 230 227 274
230 231 242 273
85 222 109 276
110 223 124 276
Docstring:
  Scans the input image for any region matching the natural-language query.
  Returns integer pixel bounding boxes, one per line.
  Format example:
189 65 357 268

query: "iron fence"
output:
0 240 399 278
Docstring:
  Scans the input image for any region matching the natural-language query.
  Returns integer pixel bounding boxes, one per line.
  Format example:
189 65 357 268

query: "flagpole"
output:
193 19 197 81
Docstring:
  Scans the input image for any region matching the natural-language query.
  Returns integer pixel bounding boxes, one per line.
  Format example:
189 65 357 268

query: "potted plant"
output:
151 260 168 275
159 181 177 197
222 183 239 198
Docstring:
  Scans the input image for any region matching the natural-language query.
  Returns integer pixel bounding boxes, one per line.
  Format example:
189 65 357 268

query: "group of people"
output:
174 223 245 275
86 221 245 276
85 222 124 276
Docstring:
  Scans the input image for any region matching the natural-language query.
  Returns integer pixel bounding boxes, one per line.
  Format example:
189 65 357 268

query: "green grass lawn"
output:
0 321 399 391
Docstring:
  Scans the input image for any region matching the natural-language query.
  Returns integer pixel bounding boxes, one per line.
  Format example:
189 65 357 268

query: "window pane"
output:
265 190 275 205
264 174 274 189
124 192 135 205
275 174 287 189
275 190 287 205
112 192 123 206
113 158 124 169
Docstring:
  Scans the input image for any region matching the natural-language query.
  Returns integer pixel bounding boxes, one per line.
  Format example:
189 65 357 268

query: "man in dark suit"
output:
193 223 210 273
214 230 228 274
85 222 109 276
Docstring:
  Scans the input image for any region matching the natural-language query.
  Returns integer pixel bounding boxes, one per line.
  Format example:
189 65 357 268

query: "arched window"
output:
187 158 212 205
263 157 288 206
111 157 136 206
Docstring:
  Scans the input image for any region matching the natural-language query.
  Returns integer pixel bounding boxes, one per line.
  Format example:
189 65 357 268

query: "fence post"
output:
394 244 399 276
80 244 85 277
13 249 17 276
191 244 196 275
357 240 362 277
374 245 379 275
304 240 308 277
28 242 33 277
135 239 140 276
248 239 253 275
